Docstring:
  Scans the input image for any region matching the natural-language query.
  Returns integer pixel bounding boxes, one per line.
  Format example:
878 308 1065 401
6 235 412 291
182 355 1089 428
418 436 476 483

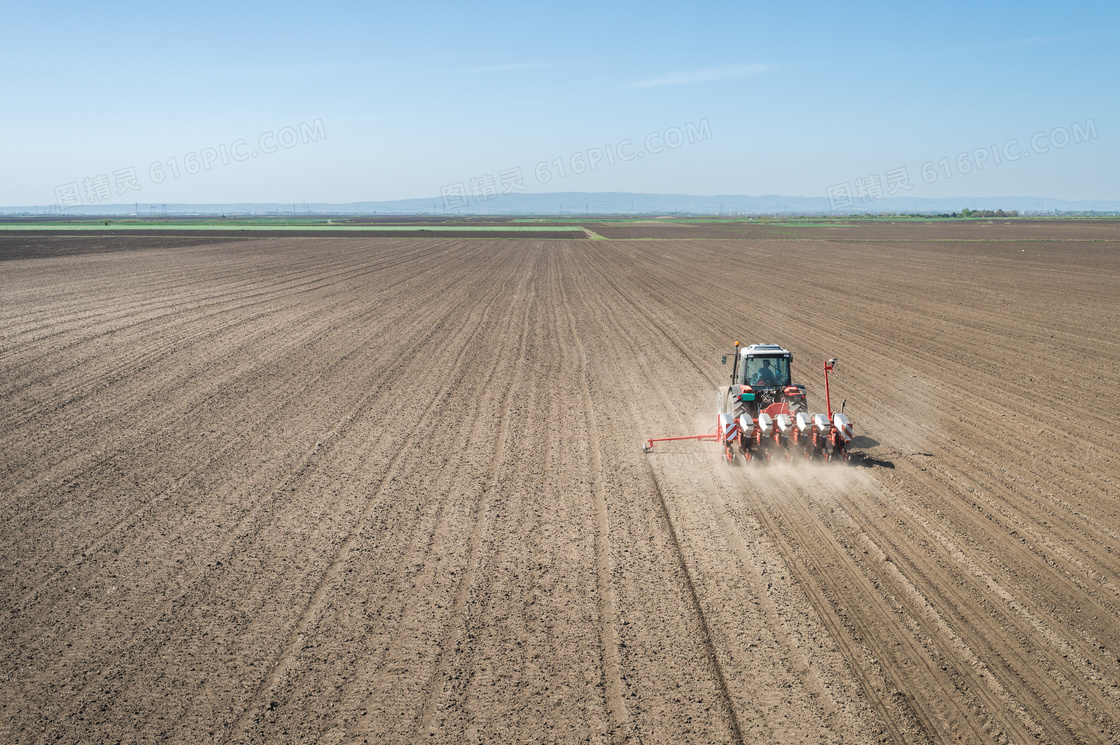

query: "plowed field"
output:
3 224 1119 744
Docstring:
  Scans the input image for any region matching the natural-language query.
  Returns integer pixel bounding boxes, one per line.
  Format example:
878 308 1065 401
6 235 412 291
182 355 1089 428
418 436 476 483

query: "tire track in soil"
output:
20 240 519 744
584 236 1120 743
575 239 882 742
567 242 748 743
287 249 574 745
609 250 1043 743
0 236 404 351
736 487 914 744
8 241 472 602
583 286 876 741
274 246 538 743
817 474 1087 741
292 325 524 742
740 471 1027 744
0 241 372 403
412 254 539 739
846 467 1120 741
637 459 747 745
171 245 532 744
0 238 441 472
0 245 396 517
697 468 844 721
570 246 860 720
12 285 447 609
554 248 633 742
575 241 963 742
6 228 1120 745
223 245 529 745
3 240 460 589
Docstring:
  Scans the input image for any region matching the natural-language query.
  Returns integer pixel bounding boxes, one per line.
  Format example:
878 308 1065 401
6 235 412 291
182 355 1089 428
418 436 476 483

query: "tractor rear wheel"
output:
721 386 750 423
720 387 750 422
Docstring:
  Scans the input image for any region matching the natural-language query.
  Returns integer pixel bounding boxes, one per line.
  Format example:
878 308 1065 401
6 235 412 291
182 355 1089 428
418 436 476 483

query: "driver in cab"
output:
752 359 779 386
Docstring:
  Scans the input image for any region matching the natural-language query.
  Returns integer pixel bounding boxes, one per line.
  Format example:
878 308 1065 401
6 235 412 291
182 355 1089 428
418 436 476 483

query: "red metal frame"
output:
643 432 719 451
643 357 848 464
823 359 835 419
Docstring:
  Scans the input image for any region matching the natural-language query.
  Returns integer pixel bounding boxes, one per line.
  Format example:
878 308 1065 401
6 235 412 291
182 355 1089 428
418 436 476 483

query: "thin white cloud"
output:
626 63 773 89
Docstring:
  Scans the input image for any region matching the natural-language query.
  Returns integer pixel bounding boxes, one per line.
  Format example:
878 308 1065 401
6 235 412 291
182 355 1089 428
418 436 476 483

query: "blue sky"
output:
2 0 1117 206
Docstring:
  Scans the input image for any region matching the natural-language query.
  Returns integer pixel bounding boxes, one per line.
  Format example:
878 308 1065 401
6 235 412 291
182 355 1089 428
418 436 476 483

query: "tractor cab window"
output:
742 356 790 387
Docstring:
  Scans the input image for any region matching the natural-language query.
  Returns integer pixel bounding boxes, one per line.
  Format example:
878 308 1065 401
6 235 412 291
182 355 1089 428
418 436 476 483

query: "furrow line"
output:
414 251 538 737
554 248 632 741
224 244 520 745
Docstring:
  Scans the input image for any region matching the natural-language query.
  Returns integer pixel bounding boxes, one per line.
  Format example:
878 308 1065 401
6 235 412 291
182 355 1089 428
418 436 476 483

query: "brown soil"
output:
588 218 1120 241
2 229 587 247
2 223 1119 744
0 234 256 261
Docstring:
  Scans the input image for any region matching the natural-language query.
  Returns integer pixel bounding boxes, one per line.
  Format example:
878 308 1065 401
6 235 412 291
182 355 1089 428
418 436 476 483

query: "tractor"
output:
643 342 854 465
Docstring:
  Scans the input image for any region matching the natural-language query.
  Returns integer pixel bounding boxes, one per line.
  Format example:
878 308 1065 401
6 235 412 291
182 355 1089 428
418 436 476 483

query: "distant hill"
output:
6 192 1119 216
